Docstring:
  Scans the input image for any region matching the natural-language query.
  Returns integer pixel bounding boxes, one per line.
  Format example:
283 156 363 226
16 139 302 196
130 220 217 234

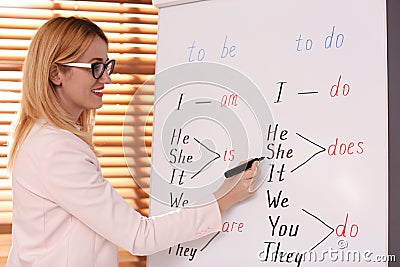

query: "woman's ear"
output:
49 64 62 86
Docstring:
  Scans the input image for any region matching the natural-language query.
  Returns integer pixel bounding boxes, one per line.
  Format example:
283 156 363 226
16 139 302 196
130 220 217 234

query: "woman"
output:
6 17 259 267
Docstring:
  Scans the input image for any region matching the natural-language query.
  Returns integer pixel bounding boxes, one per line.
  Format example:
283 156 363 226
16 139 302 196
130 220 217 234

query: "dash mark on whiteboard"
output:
298 91 319 95
195 101 212 104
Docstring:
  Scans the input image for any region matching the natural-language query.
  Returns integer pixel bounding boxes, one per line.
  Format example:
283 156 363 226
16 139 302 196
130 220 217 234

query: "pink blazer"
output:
7 120 222 267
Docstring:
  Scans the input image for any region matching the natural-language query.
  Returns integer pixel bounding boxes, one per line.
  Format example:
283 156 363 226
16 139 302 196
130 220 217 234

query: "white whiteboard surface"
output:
148 0 388 266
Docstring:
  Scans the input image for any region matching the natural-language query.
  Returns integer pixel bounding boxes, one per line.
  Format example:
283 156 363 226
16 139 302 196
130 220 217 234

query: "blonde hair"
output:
7 17 108 172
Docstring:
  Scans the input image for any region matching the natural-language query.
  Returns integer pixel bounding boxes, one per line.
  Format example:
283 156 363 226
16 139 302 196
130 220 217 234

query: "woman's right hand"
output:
213 159 261 213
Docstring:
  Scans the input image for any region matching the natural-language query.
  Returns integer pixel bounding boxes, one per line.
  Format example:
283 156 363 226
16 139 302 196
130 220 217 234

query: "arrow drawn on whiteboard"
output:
191 137 221 179
291 133 326 173
200 231 221 252
302 208 334 251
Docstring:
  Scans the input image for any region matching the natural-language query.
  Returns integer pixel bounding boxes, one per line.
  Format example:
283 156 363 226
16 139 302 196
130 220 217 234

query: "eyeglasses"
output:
61 59 115 79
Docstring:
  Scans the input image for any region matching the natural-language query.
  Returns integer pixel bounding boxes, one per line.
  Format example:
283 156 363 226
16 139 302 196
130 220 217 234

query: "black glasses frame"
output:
61 59 116 79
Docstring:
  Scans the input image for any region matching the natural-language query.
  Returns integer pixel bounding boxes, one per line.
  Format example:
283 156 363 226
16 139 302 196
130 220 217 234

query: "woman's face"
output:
55 35 111 120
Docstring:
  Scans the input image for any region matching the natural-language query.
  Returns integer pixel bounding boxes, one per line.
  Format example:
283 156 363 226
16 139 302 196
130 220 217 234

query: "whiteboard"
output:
147 0 388 266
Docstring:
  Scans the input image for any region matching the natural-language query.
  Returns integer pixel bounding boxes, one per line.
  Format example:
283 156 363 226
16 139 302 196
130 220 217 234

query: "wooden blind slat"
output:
0 202 12 213
0 55 156 65
109 74 153 84
104 84 154 95
98 146 150 158
0 103 20 113
0 158 7 168
96 105 153 116
0 170 9 180
0 190 11 202
98 157 152 169
96 113 154 125
0 42 157 53
0 32 157 45
0 2 158 15
0 213 12 225
0 9 158 25
93 0 153 4
0 181 10 191
109 44 157 55
95 136 152 147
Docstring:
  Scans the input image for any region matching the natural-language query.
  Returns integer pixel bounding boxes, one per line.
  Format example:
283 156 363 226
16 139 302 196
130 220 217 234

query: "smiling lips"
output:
91 87 104 97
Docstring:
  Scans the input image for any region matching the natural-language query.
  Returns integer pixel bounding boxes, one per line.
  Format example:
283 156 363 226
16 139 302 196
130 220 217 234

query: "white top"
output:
7 120 222 267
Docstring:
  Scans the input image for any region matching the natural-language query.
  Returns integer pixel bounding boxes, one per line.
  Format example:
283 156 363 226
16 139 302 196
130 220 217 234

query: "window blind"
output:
0 1 157 266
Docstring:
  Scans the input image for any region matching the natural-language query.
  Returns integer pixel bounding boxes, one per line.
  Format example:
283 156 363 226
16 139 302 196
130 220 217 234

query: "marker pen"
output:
224 157 265 178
